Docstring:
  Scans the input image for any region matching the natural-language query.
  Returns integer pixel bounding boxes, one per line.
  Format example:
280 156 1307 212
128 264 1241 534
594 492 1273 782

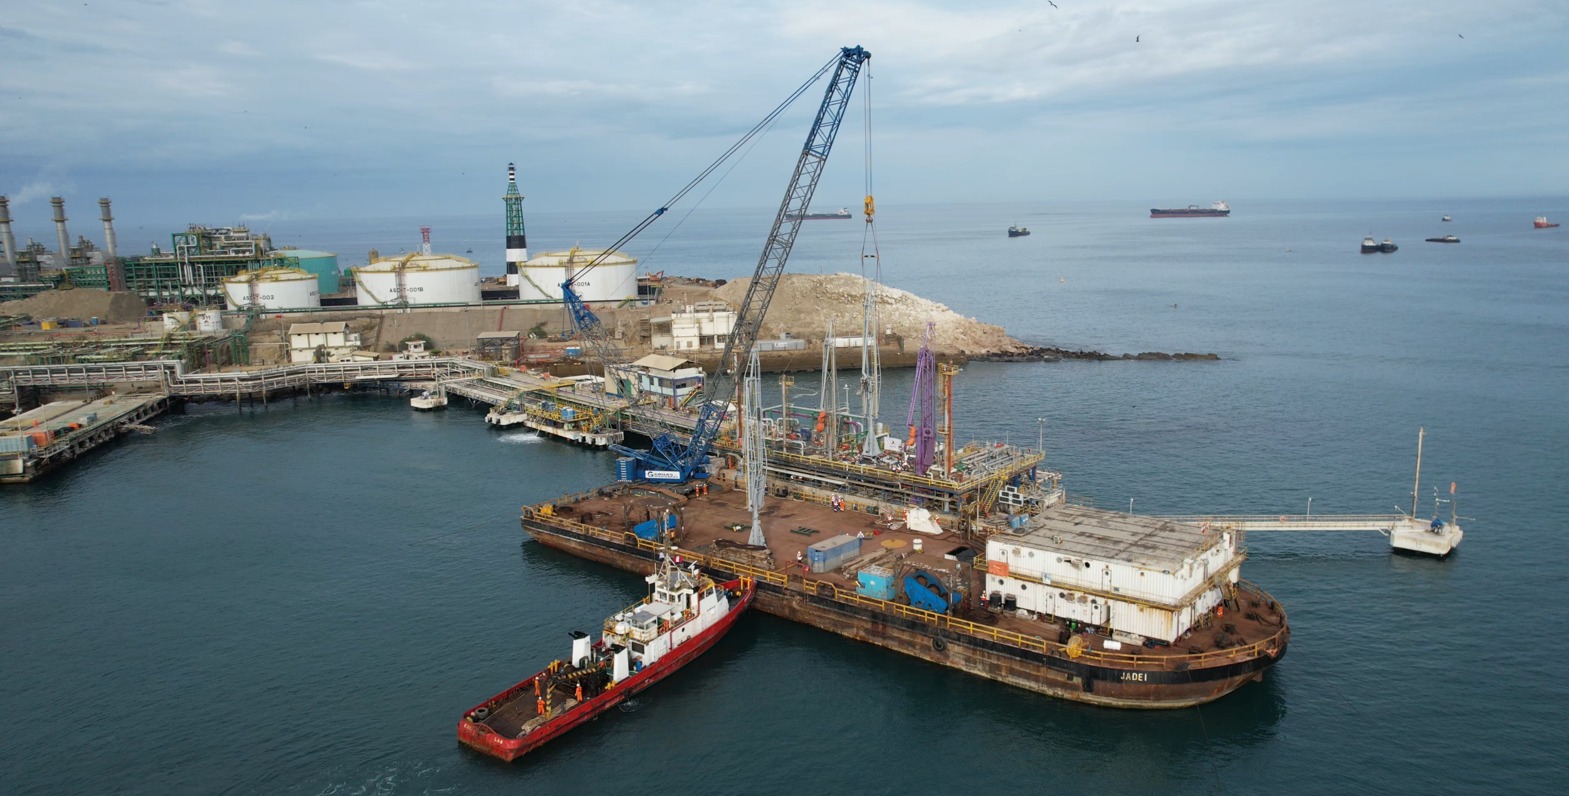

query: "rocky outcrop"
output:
976 346 1221 363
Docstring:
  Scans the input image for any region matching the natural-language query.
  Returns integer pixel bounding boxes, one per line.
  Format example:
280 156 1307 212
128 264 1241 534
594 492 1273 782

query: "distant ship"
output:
785 207 852 221
1441 215 1452 222
1150 201 1229 218
1535 216 1560 229
1361 236 1381 254
1008 225 1030 237
1380 238 1399 253
1425 235 1460 244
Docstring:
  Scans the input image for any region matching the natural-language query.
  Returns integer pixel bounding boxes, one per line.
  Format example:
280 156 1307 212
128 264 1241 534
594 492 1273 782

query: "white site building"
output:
650 302 736 352
287 321 362 364
984 505 1242 644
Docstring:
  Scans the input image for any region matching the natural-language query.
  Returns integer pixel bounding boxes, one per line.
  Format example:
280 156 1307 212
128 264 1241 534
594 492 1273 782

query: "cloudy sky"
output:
2 0 1565 230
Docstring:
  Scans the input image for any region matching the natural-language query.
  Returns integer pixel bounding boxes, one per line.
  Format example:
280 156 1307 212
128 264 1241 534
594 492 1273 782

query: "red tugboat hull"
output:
457 577 754 762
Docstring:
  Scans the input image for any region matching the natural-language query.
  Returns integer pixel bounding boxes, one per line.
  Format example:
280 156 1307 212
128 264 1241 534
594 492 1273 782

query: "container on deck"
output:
0 436 36 454
856 565 895 600
564 346 583 357
808 533 862 574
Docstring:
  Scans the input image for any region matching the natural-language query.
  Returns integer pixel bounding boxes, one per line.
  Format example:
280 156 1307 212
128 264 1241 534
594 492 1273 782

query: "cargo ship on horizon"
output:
1151 201 1230 218
785 207 853 220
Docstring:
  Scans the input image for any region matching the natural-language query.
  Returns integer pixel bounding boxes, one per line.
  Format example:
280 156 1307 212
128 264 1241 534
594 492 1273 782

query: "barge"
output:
521 459 1288 709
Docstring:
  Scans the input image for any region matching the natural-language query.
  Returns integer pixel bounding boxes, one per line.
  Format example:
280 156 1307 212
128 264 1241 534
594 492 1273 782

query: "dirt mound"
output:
0 289 148 324
713 273 1027 356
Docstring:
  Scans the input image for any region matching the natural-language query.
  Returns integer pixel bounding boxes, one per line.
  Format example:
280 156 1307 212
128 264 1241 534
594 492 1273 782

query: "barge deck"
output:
521 479 1288 708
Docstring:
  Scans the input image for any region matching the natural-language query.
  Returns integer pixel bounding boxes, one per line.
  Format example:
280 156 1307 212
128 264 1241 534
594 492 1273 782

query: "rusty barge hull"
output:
522 515 1286 709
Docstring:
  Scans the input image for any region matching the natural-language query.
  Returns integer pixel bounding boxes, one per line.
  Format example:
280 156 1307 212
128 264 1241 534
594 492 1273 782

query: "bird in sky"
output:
1048 1 1058 7
1458 33 1464 38
1136 34 1141 42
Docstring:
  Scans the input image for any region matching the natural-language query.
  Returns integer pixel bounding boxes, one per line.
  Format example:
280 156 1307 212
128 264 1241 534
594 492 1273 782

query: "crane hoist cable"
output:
857 61 883 455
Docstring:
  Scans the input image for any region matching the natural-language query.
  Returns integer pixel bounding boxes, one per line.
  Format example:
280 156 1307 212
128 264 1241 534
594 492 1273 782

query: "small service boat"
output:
410 381 448 410
1425 235 1460 244
1007 225 1030 237
1441 215 1452 222
1535 216 1560 229
1361 236 1381 254
458 549 755 762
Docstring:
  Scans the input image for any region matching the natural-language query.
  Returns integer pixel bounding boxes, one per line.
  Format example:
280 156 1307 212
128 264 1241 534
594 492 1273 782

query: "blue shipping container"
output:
808 533 862 573
0 435 36 454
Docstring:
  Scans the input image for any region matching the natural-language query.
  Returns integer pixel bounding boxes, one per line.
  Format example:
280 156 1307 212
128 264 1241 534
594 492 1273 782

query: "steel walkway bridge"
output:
1155 513 1463 556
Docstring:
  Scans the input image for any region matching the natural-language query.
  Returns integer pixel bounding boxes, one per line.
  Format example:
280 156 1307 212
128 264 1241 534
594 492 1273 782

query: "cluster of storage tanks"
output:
215 249 636 311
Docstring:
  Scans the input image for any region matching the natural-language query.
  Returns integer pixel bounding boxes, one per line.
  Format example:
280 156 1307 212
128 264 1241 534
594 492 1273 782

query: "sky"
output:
1 0 1566 233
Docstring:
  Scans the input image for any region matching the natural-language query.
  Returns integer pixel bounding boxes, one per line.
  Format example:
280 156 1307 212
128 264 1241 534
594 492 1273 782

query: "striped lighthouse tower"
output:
503 163 527 288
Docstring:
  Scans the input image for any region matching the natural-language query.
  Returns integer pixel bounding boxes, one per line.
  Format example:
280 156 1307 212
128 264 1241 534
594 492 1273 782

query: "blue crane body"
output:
561 46 871 483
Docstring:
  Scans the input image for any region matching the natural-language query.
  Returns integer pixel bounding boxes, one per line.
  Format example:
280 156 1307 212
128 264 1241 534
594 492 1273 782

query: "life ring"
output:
1278 516 1288 523
932 636 947 652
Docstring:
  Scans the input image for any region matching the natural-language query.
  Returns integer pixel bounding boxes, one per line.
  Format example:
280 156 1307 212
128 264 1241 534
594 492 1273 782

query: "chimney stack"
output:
51 197 72 271
0 196 17 277
99 197 126 291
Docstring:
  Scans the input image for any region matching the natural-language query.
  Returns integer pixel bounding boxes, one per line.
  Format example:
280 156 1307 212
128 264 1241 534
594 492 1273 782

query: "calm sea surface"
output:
4 199 1568 793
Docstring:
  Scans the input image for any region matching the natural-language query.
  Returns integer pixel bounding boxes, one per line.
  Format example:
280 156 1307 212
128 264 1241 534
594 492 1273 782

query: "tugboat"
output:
1380 239 1399 253
1361 236 1381 254
1008 225 1031 237
458 542 755 762
1535 216 1560 229
1425 235 1461 244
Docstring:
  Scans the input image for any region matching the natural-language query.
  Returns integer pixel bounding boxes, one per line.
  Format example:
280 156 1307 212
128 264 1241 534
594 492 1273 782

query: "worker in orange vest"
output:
575 683 584 701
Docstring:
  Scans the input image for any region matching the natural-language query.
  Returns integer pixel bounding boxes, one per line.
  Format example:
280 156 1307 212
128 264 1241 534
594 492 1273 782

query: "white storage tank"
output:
353 254 481 307
195 309 223 332
519 249 637 303
161 311 191 331
222 267 323 310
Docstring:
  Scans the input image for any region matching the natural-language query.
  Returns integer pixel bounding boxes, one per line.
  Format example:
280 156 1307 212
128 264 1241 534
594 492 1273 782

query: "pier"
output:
0 359 1468 558
1156 513 1464 557
1 393 170 482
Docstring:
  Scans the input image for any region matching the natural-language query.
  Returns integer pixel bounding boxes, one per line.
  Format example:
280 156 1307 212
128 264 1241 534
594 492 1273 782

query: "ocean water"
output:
4 199 1568 793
